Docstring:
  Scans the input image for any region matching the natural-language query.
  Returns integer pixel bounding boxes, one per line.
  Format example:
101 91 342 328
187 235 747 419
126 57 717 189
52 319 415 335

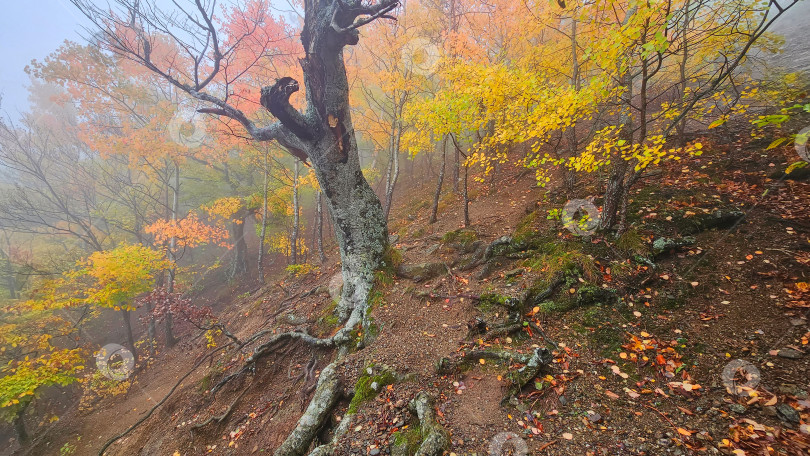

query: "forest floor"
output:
9 133 810 456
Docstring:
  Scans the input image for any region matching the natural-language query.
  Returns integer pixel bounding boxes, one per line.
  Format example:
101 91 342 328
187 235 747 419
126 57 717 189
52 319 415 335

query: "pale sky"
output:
0 0 92 117
0 0 301 119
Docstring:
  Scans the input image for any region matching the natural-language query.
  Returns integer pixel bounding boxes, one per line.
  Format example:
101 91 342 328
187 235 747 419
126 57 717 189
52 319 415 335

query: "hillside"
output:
11 134 807 456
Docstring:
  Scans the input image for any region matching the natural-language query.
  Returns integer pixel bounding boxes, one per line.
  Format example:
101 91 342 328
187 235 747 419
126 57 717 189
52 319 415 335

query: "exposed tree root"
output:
409 393 450 456
273 362 343 456
436 347 552 404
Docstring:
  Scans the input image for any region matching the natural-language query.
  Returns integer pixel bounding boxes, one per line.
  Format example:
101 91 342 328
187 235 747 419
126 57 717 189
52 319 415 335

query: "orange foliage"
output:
145 213 231 249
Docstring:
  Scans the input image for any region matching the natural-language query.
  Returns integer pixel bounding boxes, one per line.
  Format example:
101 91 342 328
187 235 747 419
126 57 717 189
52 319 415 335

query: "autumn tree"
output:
0 302 84 444
72 1 401 454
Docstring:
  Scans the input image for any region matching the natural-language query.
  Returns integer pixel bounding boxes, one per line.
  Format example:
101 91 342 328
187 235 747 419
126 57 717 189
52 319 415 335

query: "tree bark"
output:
291 159 300 265
430 137 447 224
382 102 402 221
316 189 326 263
600 8 637 232
164 162 179 348
13 402 28 443
565 17 580 194
121 308 138 364
258 150 270 281
229 213 249 279
291 0 389 321
462 163 470 228
677 0 692 147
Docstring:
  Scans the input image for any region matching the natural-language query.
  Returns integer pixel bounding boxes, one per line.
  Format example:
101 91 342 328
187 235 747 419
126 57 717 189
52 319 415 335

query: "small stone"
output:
370 381 379 391
763 406 778 417
505 268 524 278
370 448 380 456
776 403 800 424
777 348 804 359
790 318 806 326
777 384 800 395
587 411 603 423
729 404 746 414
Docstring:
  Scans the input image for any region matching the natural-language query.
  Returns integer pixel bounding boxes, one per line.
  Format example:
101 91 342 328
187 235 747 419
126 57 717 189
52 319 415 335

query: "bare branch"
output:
331 0 399 34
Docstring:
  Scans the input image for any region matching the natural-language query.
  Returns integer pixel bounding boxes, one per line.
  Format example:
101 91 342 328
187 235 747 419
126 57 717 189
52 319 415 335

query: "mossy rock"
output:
391 426 423 456
396 262 448 283
513 211 540 247
652 236 696 255
674 209 744 236
535 300 564 314
574 284 618 308
441 228 479 253
348 367 397 414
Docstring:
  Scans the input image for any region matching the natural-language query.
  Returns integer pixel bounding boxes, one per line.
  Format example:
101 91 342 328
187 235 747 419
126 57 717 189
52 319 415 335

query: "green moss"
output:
478 293 507 310
198 374 211 393
615 228 648 256
574 284 617 309
521 240 597 285
285 263 318 277
391 425 423 456
536 300 563 314
314 301 340 337
348 368 397 414
513 211 539 245
581 307 604 327
377 246 402 284
589 325 623 357
441 228 478 247
476 293 522 313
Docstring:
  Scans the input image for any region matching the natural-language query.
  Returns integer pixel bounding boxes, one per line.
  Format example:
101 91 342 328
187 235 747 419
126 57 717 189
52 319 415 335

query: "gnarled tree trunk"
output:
228 212 249 279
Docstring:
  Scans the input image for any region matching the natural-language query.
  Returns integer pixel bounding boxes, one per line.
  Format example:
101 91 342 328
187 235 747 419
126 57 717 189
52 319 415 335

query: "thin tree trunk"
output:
229 214 249 278
565 17 580 194
291 159 300 265
121 308 138 363
462 163 470 227
258 150 269 281
383 113 401 220
430 137 447 224
677 0 692 147
601 8 637 232
450 134 470 227
453 145 460 193
316 189 326 263
13 402 28 443
164 162 179 348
